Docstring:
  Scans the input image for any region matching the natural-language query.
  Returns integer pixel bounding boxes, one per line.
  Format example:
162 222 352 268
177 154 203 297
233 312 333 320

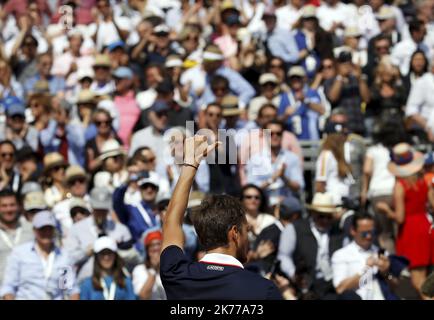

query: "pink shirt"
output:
114 91 140 149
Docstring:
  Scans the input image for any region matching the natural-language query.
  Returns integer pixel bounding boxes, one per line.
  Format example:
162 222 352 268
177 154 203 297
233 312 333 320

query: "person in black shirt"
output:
160 135 282 300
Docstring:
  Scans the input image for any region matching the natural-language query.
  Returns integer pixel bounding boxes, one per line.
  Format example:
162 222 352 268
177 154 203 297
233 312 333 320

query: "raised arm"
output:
161 136 220 252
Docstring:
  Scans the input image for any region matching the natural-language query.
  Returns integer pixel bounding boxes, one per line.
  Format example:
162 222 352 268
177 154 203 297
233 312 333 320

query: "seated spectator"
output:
332 212 406 300
92 139 128 191
41 152 68 208
80 236 136 300
0 140 20 193
0 100 38 151
402 50 428 96
85 108 123 172
69 198 91 225
324 50 370 136
0 189 34 282
90 54 115 96
27 92 52 131
278 192 344 300
52 165 90 237
22 190 47 222
23 52 66 97
65 187 136 283
39 99 86 167
246 120 304 206
15 146 41 185
112 171 160 250
0 211 79 300
240 184 276 248
248 73 281 121
132 230 166 300
278 66 325 141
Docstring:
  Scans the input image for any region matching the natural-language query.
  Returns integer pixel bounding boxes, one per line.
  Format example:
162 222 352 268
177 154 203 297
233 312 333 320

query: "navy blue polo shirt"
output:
160 245 283 300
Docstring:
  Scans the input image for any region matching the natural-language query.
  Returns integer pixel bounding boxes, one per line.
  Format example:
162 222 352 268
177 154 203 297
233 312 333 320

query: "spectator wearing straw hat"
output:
90 54 115 96
76 89 98 141
375 143 434 294
23 191 47 222
278 192 344 299
92 139 128 190
52 165 90 238
41 152 68 208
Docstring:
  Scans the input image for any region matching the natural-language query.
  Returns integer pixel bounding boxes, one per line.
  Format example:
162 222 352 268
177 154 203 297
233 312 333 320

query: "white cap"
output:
259 73 278 85
77 68 95 81
93 236 118 253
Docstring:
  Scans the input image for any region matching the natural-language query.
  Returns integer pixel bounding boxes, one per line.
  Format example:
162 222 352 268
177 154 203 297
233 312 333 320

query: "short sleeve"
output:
160 245 189 280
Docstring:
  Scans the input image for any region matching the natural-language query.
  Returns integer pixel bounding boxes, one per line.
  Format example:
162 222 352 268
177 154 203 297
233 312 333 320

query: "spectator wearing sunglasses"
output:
0 140 20 193
240 184 276 249
52 165 90 239
129 100 170 164
113 171 161 252
278 192 344 300
331 212 406 300
85 109 122 172
41 152 68 208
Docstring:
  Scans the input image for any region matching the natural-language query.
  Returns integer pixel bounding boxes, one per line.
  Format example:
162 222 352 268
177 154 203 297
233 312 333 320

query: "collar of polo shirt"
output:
200 253 244 269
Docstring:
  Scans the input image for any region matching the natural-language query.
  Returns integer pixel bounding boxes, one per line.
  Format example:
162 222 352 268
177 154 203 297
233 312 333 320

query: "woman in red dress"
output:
377 143 434 295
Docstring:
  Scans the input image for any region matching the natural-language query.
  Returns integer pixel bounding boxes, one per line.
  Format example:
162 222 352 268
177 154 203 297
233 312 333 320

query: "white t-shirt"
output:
366 144 395 198
132 264 166 300
315 150 351 205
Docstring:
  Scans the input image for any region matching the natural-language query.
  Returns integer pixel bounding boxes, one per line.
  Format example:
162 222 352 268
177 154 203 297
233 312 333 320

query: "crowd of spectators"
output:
0 0 434 300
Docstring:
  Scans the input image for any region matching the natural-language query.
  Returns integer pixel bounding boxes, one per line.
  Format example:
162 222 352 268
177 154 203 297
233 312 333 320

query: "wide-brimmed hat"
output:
97 139 126 162
43 152 68 174
221 95 242 117
388 143 424 177
93 54 111 68
306 193 336 214
65 165 87 183
77 89 96 105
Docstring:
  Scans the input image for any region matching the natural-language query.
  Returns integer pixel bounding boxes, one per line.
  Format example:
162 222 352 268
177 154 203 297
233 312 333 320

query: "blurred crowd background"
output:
0 0 434 300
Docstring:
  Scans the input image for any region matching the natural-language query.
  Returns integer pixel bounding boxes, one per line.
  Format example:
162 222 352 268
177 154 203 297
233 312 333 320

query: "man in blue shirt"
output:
1 211 79 300
278 66 325 141
113 171 160 252
160 135 282 300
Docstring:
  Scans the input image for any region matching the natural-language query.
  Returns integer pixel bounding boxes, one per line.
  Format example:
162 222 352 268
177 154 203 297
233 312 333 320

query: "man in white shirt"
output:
406 56 434 139
331 212 396 300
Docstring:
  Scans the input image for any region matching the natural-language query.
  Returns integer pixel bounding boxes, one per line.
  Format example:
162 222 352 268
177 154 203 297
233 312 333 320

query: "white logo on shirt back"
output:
207 265 224 271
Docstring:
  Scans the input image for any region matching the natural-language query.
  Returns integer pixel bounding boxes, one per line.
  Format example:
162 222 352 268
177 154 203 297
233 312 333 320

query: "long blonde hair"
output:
321 133 352 178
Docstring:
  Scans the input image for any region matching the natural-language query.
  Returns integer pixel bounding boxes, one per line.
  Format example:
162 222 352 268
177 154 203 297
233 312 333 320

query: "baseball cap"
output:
154 24 170 35
288 66 306 78
24 191 47 211
112 67 134 80
280 196 302 220
90 187 113 211
93 236 118 253
150 100 170 113
301 4 317 19
77 68 95 81
32 210 57 229
69 197 89 211
165 55 183 68
137 171 160 189
259 73 278 85
323 120 348 134
375 6 395 20
7 103 25 117
107 40 125 52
